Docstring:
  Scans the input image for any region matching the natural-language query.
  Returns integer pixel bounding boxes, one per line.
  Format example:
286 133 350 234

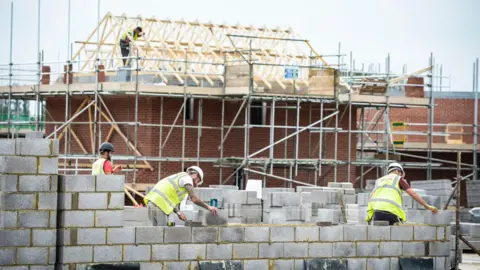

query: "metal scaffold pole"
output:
133 49 139 184
158 97 164 181
427 53 435 180
35 0 41 131
474 58 479 181
64 0 72 172
7 0 14 138
92 0 101 163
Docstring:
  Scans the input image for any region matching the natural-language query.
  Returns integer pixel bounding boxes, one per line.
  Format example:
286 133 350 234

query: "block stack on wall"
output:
0 135 59 269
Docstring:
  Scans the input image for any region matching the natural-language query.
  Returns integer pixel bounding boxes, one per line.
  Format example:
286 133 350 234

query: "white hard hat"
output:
187 166 204 185
388 162 404 174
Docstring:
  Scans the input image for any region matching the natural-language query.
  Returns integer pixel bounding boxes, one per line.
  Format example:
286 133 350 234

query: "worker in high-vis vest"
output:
119 26 143 66
144 166 218 226
366 163 438 225
92 142 122 175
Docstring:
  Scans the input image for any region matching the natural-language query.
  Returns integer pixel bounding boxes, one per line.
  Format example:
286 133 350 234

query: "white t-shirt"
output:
178 174 194 188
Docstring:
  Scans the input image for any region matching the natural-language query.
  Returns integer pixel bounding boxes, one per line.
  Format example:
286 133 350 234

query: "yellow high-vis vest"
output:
121 30 139 41
366 174 406 222
92 158 107 175
144 172 189 215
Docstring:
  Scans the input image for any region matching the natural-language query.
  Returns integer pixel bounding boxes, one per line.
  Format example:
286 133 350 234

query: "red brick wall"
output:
46 96 357 188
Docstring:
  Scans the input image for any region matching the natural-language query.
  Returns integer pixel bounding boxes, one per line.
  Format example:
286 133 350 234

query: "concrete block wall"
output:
54 224 451 269
0 138 59 269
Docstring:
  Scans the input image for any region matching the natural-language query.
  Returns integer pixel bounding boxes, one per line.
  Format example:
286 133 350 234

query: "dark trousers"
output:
372 210 401 225
120 40 129 66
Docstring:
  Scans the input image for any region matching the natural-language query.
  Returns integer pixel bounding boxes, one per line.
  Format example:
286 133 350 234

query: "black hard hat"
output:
136 26 143 32
99 142 114 153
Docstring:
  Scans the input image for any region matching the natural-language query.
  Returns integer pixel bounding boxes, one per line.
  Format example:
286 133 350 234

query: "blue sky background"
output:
0 0 479 91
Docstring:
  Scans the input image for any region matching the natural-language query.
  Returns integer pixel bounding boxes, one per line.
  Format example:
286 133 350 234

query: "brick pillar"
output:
97 64 106 82
0 135 59 268
63 64 73 84
41 66 50 85
406 77 425 98
56 174 125 266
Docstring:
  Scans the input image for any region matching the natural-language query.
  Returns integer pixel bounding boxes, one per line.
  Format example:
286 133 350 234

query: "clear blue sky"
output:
0 0 479 91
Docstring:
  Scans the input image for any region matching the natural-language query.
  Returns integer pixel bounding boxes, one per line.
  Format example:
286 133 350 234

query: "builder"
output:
144 166 218 226
119 26 143 66
92 142 122 175
366 162 438 225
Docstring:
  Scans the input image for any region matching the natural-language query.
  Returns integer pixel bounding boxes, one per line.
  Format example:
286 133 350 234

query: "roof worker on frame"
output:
119 26 143 66
92 142 123 175
366 162 438 225
144 166 218 226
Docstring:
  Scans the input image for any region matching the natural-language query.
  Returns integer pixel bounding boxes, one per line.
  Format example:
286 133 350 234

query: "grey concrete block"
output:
19 211 49 228
3 194 35 210
429 242 450 256
164 227 192 243
247 191 262 205
0 211 18 228
434 257 446 270
367 225 390 240
94 245 122 262
270 226 294 242
0 175 17 192
0 229 30 247
59 175 95 192
49 247 56 264
61 211 95 227
107 227 135 244
219 227 244 242
391 226 413 241
344 225 367 241
15 139 52 156
295 226 319 242
124 245 151 261
108 193 124 209
17 247 48 264
163 262 190 270
136 226 164 244
0 248 16 265
224 190 248 204
29 266 55 270
319 226 343 242
77 228 106 245
58 193 72 210
152 244 179 260
244 260 268 270
95 210 123 227
25 132 44 139
425 210 452 226
333 242 355 257
402 242 426 256
48 210 56 228
367 258 390 269
356 242 379 257
0 139 15 155
379 242 402 256
18 175 51 192
78 193 108 209
38 157 58 174
437 226 446 240
294 259 304 270
347 258 366 270
414 226 436 240
96 175 125 191
0 156 37 174
206 243 232 259
59 246 93 263
205 209 229 225
38 193 57 210
32 229 56 246
179 244 206 260
271 260 294 270
285 243 308 258
232 243 258 259
140 263 163 270
259 243 284 258
391 258 400 270
271 192 301 206
192 227 217 243
245 227 269 242
308 243 332 257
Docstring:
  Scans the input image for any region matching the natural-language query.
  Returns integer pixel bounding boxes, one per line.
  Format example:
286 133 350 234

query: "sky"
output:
0 0 479 91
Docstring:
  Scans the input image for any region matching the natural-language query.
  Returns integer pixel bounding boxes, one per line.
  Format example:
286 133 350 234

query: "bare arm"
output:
405 188 429 208
185 184 211 210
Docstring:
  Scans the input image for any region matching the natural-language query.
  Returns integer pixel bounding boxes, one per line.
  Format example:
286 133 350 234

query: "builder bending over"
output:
92 142 122 175
366 163 438 225
144 166 218 226
119 26 143 66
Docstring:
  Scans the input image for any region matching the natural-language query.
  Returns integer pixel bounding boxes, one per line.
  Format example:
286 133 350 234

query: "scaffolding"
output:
0 3 479 193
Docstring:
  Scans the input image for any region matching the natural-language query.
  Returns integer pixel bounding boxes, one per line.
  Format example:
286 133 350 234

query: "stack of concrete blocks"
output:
365 179 376 191
56 174 126 267
0 136 59 269
355 193 370 224
123 206 149 227
263 191 311 224
411 180 455 207
452 223 480 251
224 189 262 224
261 188 294 224
466 180 480 207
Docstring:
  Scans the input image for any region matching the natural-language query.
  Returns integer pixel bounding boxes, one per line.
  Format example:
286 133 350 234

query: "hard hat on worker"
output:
187 166 204 185
388 162 404 174
99 142 114 153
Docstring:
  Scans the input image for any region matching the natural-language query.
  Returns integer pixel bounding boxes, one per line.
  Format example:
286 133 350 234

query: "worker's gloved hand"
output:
208 206 218 216
427 205 438 214
177 212 187 221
